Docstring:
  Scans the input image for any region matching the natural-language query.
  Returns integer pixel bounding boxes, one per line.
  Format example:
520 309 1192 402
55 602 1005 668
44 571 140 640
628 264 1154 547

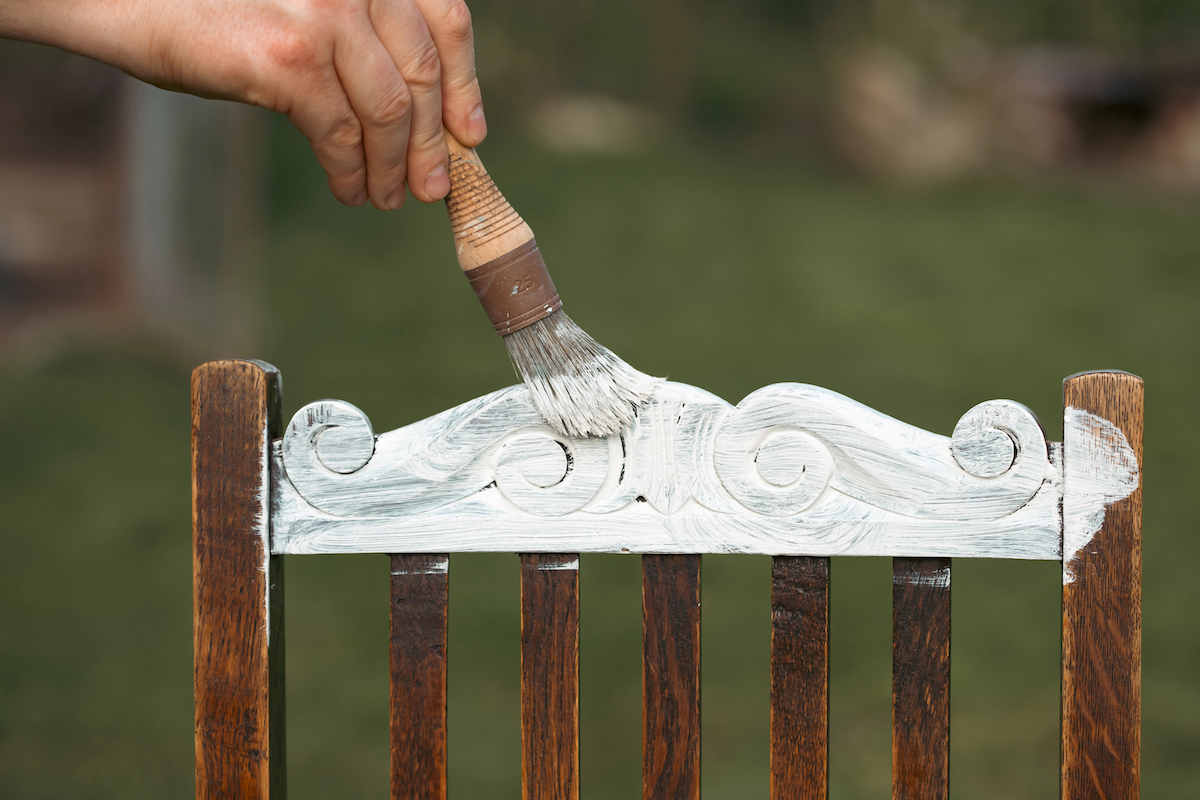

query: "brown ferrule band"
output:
464 239 562 336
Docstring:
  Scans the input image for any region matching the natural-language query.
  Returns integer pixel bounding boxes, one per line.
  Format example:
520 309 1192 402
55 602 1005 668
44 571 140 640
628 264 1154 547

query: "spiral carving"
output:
282 400 375 476
495 431 608 517
950 400 1045 479
714 388 834 516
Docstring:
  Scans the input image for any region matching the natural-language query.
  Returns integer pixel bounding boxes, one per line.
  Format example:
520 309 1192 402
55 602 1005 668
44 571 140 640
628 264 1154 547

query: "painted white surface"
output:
271 381 1070 559
1061 406 1140 583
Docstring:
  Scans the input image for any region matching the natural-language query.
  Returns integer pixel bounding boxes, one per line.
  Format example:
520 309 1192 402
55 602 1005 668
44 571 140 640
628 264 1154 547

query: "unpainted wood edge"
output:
192 359 284 800
1061 371 1143 800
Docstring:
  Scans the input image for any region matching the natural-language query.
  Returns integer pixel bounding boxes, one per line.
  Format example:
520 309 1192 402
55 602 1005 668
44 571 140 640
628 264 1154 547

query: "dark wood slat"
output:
390 554 449 800
770 556 829 800
1062 371 1143 800
192 359 285 800
642 554 701 800
521 554 580 800
892 557 951 800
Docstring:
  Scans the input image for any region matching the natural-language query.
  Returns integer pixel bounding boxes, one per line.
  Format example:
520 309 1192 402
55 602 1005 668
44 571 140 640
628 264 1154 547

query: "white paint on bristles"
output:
271 381 1082 559
1061 406 1140 584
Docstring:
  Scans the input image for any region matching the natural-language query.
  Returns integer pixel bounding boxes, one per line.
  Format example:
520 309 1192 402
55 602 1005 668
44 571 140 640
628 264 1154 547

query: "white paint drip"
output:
391 557 450 576
1062 407 1139 584
537 558 580 571
895 565 951 589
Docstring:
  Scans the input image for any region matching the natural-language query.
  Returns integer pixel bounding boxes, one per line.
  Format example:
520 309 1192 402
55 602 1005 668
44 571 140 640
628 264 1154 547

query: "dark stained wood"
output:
192 359 285 800
770 557 829 800
642 554 701 800
390 554 449 800
1062 371 1143 800
892 557 951 800
521 554 580 800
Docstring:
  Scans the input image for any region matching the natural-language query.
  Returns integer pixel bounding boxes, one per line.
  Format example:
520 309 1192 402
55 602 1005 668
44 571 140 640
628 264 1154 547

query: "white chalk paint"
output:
536 558 580 571
895 565 951 589
391 557 450 576
272 381 1066 559
1062 406 1140 584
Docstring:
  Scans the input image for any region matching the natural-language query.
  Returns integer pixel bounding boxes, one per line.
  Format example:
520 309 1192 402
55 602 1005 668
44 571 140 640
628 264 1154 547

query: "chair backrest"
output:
192 360 1142 800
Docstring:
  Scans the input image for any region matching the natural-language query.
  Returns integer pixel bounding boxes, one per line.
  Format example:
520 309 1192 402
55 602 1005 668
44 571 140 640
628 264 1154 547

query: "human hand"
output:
1 0 486 209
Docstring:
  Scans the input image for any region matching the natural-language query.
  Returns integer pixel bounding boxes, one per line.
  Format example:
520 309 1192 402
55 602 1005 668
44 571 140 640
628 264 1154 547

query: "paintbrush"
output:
443 133 659 438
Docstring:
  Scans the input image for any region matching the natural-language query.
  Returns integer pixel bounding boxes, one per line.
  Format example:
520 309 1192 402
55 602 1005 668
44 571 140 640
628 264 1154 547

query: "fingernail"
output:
350 188 368 206
424 163 449 201
468 104 487 142
386 185 406 209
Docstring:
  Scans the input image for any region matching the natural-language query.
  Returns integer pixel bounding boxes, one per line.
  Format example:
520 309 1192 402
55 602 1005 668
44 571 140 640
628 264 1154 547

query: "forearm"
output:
0 0 160 79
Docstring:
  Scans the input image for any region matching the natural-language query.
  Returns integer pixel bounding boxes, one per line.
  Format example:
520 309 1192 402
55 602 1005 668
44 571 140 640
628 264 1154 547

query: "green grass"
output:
2 120 1198 798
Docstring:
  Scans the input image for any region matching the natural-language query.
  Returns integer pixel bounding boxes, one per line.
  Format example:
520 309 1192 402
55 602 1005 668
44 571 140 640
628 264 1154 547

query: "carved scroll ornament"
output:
266 380 1141 560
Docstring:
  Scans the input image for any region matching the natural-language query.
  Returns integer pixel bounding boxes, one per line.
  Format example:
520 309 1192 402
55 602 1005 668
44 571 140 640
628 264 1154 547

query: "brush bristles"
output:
504 309 661 438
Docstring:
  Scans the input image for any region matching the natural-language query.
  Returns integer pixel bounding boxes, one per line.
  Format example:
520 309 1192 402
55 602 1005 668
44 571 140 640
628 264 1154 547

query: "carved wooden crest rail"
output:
272 380 1138 574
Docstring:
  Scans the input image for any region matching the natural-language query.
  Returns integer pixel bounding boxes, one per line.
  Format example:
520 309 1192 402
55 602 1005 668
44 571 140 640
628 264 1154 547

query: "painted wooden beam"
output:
1061 371 1142 800
271 381 1095 559
193 359 285 800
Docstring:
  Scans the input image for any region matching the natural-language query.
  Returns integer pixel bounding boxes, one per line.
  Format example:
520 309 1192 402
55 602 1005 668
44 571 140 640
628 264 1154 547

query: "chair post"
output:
1061 371 1143 799
193 359 286 799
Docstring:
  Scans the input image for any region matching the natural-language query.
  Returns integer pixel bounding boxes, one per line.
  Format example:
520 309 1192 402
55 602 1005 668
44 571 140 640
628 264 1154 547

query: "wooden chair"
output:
192 359 1142 800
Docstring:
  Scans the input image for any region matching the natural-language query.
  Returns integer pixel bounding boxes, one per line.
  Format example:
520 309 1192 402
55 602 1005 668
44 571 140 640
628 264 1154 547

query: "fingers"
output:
413 0 486 146
332 9 419 208
368 0 450 204
284 66 370 207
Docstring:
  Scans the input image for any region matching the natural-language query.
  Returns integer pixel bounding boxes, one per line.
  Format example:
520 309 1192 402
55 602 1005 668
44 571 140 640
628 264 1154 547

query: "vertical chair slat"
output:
1062 371 1143 800
192 360 285 800
390 554 449 800
521 554 580 800
891 557 951 800
642 554 701 800
770 556 829 800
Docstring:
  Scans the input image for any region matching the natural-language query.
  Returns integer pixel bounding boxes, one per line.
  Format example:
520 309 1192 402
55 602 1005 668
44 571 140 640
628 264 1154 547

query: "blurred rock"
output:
835 41 1200 190
529 94 663 154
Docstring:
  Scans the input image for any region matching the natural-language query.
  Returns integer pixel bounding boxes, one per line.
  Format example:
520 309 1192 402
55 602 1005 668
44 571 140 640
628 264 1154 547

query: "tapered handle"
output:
445 133 536 271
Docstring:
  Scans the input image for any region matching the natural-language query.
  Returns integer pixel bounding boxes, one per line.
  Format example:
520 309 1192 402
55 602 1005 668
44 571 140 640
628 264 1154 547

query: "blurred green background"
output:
2 0 1199 797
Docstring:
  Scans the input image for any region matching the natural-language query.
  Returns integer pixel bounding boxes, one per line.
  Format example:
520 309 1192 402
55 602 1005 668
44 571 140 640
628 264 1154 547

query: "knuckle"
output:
404 41 442 90
263 28 322 74
442 1 474 44
325 114 364 151
366 84 413 128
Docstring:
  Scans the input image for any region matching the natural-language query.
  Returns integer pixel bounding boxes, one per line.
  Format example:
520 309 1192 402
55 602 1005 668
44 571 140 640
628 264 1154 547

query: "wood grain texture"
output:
273 383 1064 561
1062 371 1143 800
770 557 829 800
390 554 449 800
892 557 951 800
192 359 285 800
642 554 701 800
521 554 580 800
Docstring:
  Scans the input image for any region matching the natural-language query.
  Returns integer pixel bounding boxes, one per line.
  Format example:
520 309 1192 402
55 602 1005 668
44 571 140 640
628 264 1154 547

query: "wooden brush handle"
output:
445 132 536 270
